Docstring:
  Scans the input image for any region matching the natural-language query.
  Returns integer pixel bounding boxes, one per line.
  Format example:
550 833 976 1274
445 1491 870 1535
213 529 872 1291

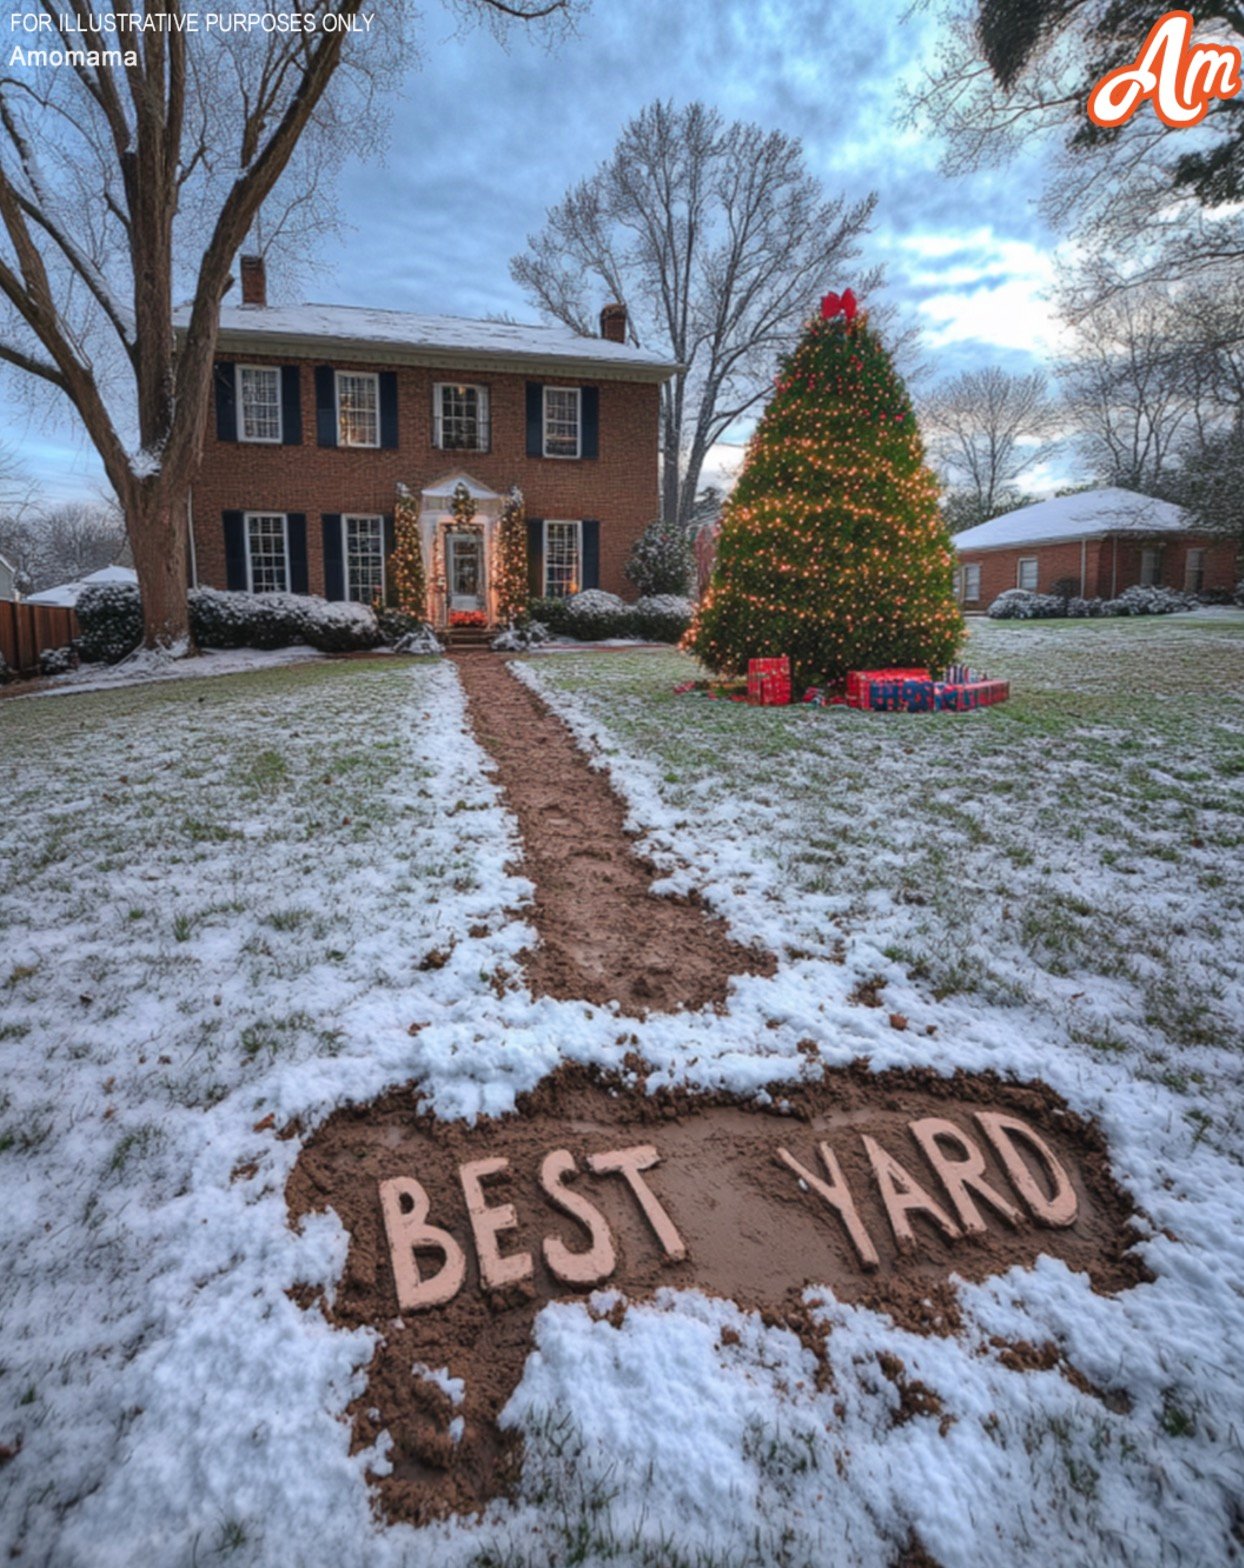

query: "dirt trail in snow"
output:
450 651 773 1014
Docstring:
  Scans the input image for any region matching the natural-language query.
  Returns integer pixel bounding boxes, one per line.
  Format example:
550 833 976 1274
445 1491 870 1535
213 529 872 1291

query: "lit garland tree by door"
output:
451 480 477 531
391 485 428 618
493 485 529 623
687 291 964 688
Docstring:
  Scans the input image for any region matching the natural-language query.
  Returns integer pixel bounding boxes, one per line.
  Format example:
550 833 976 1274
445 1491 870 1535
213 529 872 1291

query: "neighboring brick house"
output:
953 487 1239 609
178 263 677 628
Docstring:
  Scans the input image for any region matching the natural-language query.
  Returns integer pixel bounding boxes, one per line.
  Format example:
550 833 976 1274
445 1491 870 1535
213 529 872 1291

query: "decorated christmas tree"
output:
391 485 428 618
494 485 530 623
687 291 963 689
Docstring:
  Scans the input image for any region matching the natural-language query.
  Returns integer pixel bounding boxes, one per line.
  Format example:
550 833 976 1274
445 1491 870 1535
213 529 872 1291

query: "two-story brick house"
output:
178 261 677 628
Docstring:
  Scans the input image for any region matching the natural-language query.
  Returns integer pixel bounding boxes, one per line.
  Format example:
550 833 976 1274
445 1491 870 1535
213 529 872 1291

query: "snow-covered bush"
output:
632 593 693 642
492 619 549 652
190 587 259 649
392 624 443 656
38 646 77 676
1235 580 1244 608
533 591 628 641
77 582 144 662
986 589 1066 620
625 515 693 597
1065 596 1104 618
566 589 626 617
1104 585 1194 617
0 650 11 684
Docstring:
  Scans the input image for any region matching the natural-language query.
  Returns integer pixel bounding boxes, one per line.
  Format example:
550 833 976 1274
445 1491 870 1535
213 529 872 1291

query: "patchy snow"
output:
20 642 325 697
953 486 1191 551
179 302 677 376
1 619 1243 1565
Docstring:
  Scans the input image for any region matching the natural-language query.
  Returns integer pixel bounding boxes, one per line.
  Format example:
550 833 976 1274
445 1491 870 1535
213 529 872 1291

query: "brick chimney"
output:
599 302 627 343
240 254 267 308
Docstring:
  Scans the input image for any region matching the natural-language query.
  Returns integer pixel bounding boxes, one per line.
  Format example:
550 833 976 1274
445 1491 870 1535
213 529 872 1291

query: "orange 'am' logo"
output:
1087 9 1242 128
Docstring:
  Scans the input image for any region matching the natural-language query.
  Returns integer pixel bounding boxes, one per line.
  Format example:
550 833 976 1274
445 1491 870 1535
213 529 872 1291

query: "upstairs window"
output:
246 513 289 594
344 514 385 604
543 387 581 458
238 366 282 443
544 520 581 598
336 371 380 448
1017 557 1038 592
434 383 489 451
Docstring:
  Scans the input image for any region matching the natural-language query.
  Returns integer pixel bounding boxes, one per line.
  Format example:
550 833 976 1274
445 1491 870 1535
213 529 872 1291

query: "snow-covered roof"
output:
26 564 137 608
177 302 679 382
953 488 1194 552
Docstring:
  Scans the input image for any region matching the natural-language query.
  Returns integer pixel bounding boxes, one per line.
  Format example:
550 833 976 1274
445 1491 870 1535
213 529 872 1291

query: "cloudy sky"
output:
7 0 1072 506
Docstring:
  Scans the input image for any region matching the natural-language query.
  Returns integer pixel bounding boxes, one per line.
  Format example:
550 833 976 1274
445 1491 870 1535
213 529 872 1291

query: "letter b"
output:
378 1177 467 1312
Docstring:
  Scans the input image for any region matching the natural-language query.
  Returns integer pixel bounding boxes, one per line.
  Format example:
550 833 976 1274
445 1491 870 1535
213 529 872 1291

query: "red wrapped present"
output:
846 667 931 708
748 657 792 706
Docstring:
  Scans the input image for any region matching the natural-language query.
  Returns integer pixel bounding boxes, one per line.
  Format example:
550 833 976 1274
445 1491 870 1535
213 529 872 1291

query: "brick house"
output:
952 487 1239 609
178 262 677 628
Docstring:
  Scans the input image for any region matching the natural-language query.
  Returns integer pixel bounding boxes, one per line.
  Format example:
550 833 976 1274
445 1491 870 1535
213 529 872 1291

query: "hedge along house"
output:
952 487 1239 609
176 261 677 629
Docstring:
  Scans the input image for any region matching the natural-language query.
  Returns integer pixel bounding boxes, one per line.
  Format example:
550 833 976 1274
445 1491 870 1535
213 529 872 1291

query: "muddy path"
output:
451 652 773 1014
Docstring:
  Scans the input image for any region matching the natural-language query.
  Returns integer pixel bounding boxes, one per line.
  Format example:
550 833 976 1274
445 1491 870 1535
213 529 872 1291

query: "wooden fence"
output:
0 601 79 676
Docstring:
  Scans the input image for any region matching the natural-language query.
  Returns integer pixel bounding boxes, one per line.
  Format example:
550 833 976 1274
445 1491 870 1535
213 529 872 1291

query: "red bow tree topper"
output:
821 288 858 323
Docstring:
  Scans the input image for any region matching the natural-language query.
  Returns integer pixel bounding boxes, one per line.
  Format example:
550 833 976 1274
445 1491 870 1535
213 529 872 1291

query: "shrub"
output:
988 585 1195 620
77 582 144 663
625 516 693 597
38 646 77 676
190 588 259 649
299 600 382 653
1106 585 1194 616
1235 581 1244 608
631 594 693 643
531 591 628 642
0 650 12 684
986 589 1066 620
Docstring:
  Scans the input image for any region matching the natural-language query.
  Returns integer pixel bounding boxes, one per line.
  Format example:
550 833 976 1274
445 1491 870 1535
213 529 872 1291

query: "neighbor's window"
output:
238 366 282 443
336 371 380 448
543 387 581 458
544 520 581 598
1184 548 1205 594
344 514 385 604
1017 558 1039 592
1141 545 1162 587
434 383 489 451
246 513 289 594
962 563 981 603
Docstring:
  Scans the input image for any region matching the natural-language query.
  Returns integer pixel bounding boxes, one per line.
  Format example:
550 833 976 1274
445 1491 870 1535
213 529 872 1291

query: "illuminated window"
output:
344 515 385 604
335 371 380 448
544 520 581 598
238 366 282 443
543 387 581 458
434 383 489 450
245 513 289 594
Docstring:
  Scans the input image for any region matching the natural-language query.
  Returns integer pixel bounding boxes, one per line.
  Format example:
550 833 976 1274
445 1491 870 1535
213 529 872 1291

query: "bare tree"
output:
511 100 877 528
908 3 1244 304
923 367 1058 525
0 0 576 652
16 501 127 591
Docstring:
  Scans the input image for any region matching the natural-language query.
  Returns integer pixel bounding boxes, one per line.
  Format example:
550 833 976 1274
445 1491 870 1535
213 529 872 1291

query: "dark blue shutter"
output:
322 515 344 600
526 382 544 457
315 366 337 447
287 514 308 594
383 515 396 609
581 387 599 459
280 366 302 445
215 363 237 443
581 519 600 590
527 517 544 597
379 372 399 449
223 511 246 589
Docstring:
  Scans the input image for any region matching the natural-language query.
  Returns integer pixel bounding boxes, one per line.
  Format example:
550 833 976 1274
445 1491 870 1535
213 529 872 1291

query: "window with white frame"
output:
238 366 282 443
344 514 385 604
1184 548 1206 594
544 520 581 598
336 371 380 448
246 513 289 594
543 387 581 458
434 383 489 450
1140 545 1162 587
962 563 981 603
1017 557 1038 591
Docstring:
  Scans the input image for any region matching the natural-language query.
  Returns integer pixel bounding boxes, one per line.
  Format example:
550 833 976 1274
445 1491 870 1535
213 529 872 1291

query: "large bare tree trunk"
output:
127 483 193 652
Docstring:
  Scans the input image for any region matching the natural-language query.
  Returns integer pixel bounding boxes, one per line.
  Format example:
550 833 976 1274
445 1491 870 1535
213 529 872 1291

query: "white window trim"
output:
962 563 981 603
335 369 381 449
244 511 290 595
342 513 386 604
543 385 582 460
1016 557 1038 591
543 518 583 597
236 364 283 445
433 382 489 451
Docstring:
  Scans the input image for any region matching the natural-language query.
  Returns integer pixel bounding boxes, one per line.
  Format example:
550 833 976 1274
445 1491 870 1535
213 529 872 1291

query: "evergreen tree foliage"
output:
494 485 530 622
625 515 693 597
391 488 428 617
687 303 964 688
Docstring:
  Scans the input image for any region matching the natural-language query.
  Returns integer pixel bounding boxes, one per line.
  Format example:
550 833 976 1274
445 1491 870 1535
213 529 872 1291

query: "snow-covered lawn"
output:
3 620 1244 1567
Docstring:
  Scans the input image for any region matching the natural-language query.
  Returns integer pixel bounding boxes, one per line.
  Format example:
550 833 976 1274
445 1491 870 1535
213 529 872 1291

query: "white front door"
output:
447 532 485 613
